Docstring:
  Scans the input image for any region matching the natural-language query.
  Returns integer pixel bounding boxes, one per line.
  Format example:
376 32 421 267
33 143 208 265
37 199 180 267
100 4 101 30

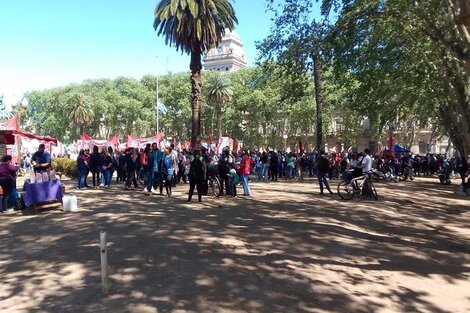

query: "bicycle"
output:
207 175 221 197
337 170 378 200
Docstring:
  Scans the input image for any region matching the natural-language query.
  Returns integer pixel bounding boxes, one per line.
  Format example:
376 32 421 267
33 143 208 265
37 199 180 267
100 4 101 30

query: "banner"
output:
126 133 163 149
81 132 118 151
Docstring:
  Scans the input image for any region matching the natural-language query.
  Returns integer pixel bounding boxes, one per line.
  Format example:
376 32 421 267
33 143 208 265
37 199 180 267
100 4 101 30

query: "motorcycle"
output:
399 166 414 181
438 162 453 185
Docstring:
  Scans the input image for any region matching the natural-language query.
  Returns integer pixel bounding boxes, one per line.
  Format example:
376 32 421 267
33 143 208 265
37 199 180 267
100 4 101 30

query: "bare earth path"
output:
0 177 469 313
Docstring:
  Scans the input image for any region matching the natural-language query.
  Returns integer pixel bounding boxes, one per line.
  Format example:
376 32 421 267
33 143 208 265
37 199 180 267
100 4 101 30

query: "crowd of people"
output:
73 143 253 203
1 142 469 212
72 144 470 198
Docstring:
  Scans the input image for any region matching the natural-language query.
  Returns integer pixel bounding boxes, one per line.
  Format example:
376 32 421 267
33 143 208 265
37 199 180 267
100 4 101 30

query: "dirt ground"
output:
0 176 469 313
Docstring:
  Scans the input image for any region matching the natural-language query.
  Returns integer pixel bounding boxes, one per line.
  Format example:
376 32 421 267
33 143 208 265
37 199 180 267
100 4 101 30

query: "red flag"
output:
298 140 303 154
388 134 394 156
233 138 239 153
2 116 19 130
109 135 119 147
82 132 93 141
208 130 213 145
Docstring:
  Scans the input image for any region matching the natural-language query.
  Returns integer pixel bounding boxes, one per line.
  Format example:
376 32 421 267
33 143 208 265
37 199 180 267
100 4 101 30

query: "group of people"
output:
74 144 254 202
0 144 52 212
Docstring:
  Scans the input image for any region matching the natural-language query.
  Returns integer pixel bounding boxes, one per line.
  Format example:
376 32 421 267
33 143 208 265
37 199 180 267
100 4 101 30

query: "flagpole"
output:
156 56 160 134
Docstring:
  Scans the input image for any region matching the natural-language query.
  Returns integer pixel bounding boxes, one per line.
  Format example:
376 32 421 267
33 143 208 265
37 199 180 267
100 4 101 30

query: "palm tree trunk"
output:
190 51 203 148
79 124 84 137
215 103 222 139
313 55 323 153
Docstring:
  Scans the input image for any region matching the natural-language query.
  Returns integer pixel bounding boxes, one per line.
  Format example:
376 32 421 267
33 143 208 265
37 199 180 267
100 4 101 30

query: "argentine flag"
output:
157 100 168 114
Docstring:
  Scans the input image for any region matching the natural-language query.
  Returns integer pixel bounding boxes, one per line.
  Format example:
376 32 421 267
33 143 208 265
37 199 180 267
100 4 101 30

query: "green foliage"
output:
0 95 11 120
51 158 78 178
153 0 238 54
261 0 470 155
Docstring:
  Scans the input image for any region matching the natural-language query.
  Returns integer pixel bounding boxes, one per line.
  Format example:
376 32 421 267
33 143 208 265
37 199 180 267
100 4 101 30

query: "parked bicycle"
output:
207 164 221 197
337 170 378 200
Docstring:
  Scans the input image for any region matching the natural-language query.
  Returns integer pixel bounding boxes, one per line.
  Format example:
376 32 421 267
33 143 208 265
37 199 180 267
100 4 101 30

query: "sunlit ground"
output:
0 176 469 313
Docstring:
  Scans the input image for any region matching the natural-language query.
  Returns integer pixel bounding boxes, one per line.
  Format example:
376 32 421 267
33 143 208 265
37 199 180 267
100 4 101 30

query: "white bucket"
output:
63 195 78 212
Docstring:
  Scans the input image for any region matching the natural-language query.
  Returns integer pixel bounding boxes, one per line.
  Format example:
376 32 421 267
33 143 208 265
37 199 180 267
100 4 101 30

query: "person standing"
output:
0 155 19 212
76 149 88 189
240 150 252 196
270 152 279 181
162 147 178 197
89 146 101 189
187 149 206 202
125 148 139 190
145 142 163 195
317 151 333 195
359 148 373 175
100 149 113 189
31 144 51 173
218 148 231 195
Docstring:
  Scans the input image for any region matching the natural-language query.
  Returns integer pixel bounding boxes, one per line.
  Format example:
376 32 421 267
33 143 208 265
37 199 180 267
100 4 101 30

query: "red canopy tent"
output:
0 130 16 145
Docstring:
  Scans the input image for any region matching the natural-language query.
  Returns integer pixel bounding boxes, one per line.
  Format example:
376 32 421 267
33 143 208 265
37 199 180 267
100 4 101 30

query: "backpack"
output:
190 156 205 178
140 153 148 166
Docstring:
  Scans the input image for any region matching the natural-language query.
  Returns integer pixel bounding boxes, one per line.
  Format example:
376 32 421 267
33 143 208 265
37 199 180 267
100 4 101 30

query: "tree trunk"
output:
215 103 222 139
313 55 324 153
79 124 84 138
190 51 203 148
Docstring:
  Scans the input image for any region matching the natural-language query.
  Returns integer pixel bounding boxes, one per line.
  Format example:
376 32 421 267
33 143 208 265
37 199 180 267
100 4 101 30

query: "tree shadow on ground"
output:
0 177 469 312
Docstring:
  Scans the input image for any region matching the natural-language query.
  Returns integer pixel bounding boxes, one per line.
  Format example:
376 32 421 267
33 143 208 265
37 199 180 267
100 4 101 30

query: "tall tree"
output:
205 72 233 138
153 0 238 148
68 93 94 136
259 1 330 152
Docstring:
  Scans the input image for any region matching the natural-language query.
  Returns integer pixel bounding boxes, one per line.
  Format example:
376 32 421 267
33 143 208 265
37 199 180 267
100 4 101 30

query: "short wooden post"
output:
100 230 109 294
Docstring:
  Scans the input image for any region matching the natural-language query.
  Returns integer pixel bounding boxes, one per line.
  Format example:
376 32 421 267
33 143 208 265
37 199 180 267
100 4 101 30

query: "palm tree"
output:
205 72 232 139
154 0 237 147
68 94 94 136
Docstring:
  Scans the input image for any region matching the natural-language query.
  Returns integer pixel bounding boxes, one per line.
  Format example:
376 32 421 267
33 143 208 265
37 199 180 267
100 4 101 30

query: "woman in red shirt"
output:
240 150 252 196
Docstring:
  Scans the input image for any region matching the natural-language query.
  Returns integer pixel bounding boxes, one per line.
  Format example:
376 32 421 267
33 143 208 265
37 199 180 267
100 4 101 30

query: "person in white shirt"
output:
360 149 373 174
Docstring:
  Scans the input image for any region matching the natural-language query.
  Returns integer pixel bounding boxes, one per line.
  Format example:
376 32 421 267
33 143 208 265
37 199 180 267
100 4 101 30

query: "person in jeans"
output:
240 150 252 196
145 142 163 195
76 149 88 189
100 149 113 189
162 147 178 197
317 151 333 195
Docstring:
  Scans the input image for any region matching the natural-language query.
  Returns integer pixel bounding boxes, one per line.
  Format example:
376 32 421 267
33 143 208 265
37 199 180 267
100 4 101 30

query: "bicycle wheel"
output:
337 180 354 200
210 178 221 197
370 183 378 200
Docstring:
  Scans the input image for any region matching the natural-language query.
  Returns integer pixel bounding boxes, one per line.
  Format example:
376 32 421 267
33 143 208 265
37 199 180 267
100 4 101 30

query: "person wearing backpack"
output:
187 148 207 202
316 151 333 195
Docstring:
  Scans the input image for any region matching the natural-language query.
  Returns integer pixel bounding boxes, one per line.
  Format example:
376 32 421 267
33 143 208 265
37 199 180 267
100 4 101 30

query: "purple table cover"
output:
23 180 63 206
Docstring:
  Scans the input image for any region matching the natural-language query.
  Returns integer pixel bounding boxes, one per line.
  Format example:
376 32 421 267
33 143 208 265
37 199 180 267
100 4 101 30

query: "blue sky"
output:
0 0 275 106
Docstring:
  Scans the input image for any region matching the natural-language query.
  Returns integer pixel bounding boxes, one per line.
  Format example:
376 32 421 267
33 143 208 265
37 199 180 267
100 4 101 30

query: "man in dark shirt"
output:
31 144 51 173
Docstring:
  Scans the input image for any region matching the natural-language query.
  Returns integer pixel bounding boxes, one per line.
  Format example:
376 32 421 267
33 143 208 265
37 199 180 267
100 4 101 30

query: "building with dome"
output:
203 30 247 72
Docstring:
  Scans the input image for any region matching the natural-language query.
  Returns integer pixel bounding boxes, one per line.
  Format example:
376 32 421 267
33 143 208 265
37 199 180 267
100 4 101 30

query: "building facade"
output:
203 30 247 72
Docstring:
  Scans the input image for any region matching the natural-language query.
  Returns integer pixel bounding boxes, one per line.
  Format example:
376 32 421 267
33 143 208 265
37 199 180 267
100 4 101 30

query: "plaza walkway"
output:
0 177 469 312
